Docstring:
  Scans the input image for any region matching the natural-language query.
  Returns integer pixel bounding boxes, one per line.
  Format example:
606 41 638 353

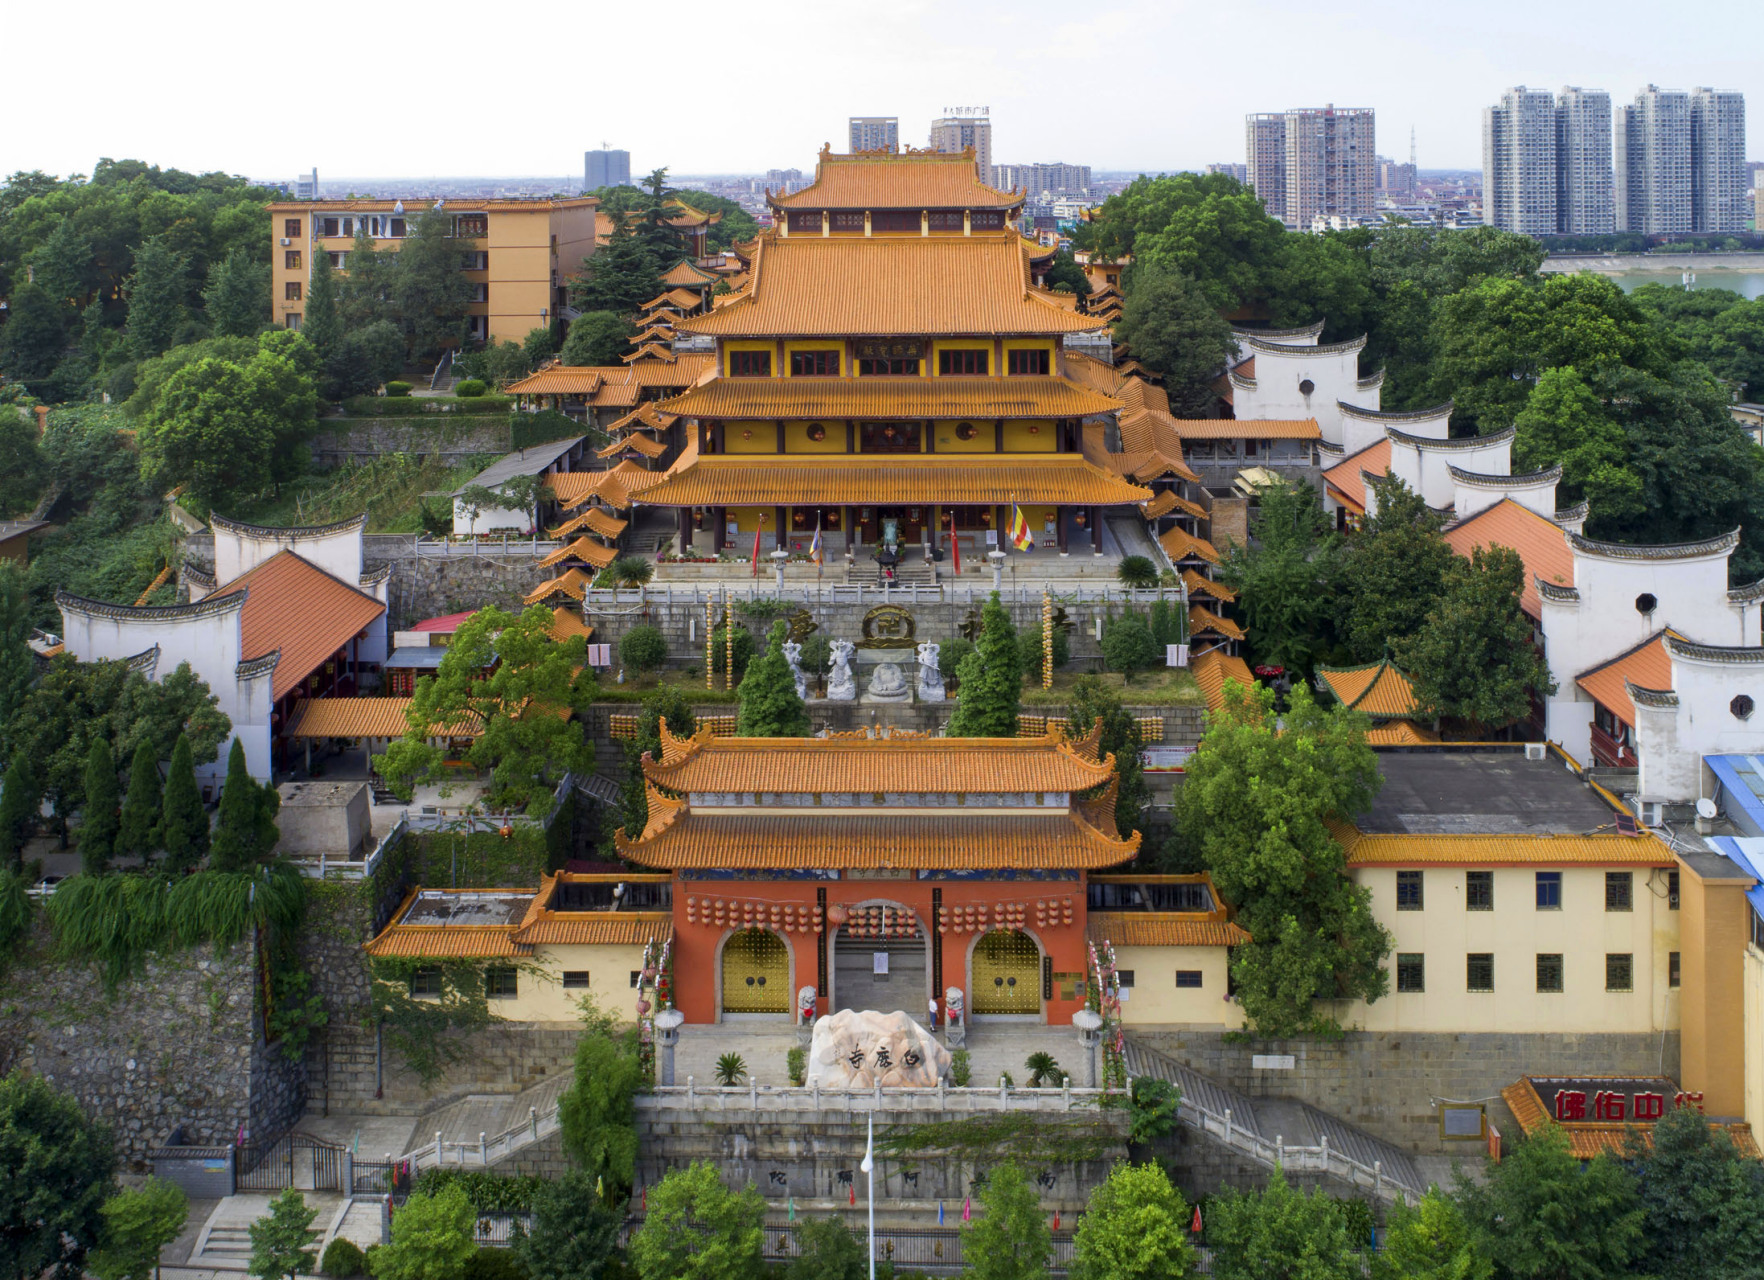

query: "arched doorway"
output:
832 903 928 1014
721 928 789 1015
971 929 1041 1016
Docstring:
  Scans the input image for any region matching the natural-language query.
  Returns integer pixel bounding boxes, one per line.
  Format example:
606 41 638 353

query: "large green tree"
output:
202 246 269 339
783 1218 864 1280
569 222 664 317
1092 173 1285 314
1113 267 1233 416
947 592 1021 737
0 751 39 868
1373 1188 1490 1280
117 740 163 862
1219 478 1344 675
1456 1124 1645 1280
1207 1167 1359 1280
1512 366 1645 523
560 311 635 366
246 1189 317 1280
393 208 474 362
736 620 810 737
1625 1103 1764 1280
0 1070 116 1280
371 1185 476 1280
302 245 343 384
124 238 188 362
1174 680 1389 1036
962 1161 1051 1280
1341 476 1455 662
1064 675 1148 843
80 737 120 874
160 733 209 872
91 1177 189 1280
209 737 279 871
0 282 69 384
629 1161 765 1280
556 999 642 1194
376 605 594 812
1071 1162 1194 1280
515 1171 620 1280
0 563 33 729
1397 546 1552 734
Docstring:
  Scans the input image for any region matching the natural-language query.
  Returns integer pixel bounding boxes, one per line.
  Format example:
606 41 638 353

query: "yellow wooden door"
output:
722 928 789 1013
972 929 1040 1014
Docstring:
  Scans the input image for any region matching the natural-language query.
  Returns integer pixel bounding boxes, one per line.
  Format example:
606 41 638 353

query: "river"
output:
1541 252 1764 299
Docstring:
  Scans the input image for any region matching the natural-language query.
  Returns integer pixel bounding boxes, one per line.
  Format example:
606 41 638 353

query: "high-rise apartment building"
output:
992 162 1092 197
1692 88 1748 233
1616 87 1692 233
1206 162 1248 184
294 169 319 200
1377 157 1416 200
929 110 993 185
1555 88 1615 234
1482 87 1559 235
585 149 632 191
848 117 899 153
1244 106 1375 227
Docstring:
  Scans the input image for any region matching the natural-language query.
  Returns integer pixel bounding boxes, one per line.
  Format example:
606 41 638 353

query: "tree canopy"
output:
629 1161 765 1280
1114 267 1233 416
0 1070 116 1280
735 620 810 737
947 592 1021 737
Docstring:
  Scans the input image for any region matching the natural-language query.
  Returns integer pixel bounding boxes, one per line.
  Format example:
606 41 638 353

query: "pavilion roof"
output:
284 697 482 740
770 148 1023 211
227 551 387 703
676 234 1111 337
659 259 718 287
1182 570 1235 602
537 537 617 570
1189 649 1255 713
1316 658 1425 720
523 568 595 605
545 461 666 511
505 367 603 395
1320 439 1392 515
1188 605 1245 641
628 455 1153 508
1160 525 1220 565
657 374 1119 420
643 288 706 312
1365 720 1441 747
642 724 1114 794
547 507 628 540
597 432 667 459
1443 499 1574 619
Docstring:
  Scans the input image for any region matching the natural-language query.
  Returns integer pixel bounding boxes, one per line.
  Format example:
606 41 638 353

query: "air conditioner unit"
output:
1638 801 1664 828
1525 743 1546 761
280 237 291 246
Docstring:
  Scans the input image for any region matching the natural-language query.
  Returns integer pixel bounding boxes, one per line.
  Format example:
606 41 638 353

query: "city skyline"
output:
6 0 1763 179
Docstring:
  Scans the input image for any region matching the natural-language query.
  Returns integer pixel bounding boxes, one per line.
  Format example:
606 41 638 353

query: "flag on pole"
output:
641 1186 647 1212
1009 501 1034 552
938 1201 945 1226
788 1197 795 1222
751 514 765 577
1052 1212 1060 1231
809 513 823 567
1191 1205 1202 1234
962 1197 971 1222
948 523 961 574
849 1183 857 1206
596 1175 604 1200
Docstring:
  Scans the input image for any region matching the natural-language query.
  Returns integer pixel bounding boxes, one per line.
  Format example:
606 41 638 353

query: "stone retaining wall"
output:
311 1023 582 1118
4 926 304 1168
1134 1028 1681 1155
310 418 512 468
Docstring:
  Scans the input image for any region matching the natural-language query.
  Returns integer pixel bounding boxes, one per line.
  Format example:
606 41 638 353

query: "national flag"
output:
962 1196 971 1222
750 515 765 577
1191 1205 1202 1234
1009 501 1034 552
947 523 961 574
809 514 823 567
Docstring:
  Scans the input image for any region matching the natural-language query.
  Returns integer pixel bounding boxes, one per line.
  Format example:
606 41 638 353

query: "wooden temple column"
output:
1056 506 1071 555
775 506 787 551
1090 505 1103 555
845 420 856 454
993 419 1004 453
841 505 855 553
713 506 727 552
776 419 786 452
678 508 693 554
927 505 941 562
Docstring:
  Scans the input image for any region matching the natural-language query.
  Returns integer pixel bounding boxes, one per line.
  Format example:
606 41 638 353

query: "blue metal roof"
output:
1707 835 1764 919
1707 755 1764 838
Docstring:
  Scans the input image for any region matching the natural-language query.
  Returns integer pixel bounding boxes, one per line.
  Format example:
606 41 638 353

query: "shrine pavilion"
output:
623 148 1154 557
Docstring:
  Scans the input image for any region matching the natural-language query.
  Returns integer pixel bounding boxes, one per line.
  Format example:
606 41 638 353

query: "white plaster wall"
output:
1339 405 1448 458
1407 437 1511 509
1571 547 1738 660
1453 473 1559 520
1634 650 1764 800
1234 342 1374 448
452 501 536 536
214 518 365 585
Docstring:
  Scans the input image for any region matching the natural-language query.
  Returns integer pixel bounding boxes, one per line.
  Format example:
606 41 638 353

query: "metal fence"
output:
579 583 1185 608
234 1134 346 1192
639 1081 1124 1116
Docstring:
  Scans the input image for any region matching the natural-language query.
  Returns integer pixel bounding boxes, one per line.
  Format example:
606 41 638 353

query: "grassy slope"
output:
231 453 499 534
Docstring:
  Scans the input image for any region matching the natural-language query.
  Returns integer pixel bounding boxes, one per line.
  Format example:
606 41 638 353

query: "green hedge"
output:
341 394 514 417
411 1168 550 1212
410 827 549 888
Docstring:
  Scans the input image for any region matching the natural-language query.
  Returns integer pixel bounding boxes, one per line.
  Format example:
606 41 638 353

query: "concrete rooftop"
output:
1358 751 1620 837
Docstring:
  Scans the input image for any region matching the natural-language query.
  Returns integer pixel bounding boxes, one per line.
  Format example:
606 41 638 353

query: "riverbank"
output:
1542 251 1764 273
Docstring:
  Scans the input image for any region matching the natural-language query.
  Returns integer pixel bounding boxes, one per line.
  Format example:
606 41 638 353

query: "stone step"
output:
1123 1039 1264 1138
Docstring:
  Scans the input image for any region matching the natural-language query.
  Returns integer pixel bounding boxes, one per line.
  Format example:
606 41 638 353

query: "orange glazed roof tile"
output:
607 402 674 433
1316 658 1424 719
1321 439 1391 514
512 910 672 947
628 455 1153 508
546 607 594 644
1188 605 1245 641
225 551 386 703
659 259 718 287
596 432 667 460
548 508 628 540
1172 419 1322 441
1190 649 1256 713
505 367 604 395
622 343 677 364
1365 720 1441 747
1444 498 1573 618
1576 631 1675 725
1501 1079 1761 1159
643 726 1117 793
523 568 594 605
770 148 1023 210
284 697 482 740
616 801 1138 871
1143 491 1206 521
656 375 1120 421
363 889 537 958
676 234 1109 338
643 288 706 312
1086 913 1252 948
1160 525 1220 565
1183 570 1236 602
538 537 617 570
1330 818 1674 867
545 463 666 511
1185 652 1255 712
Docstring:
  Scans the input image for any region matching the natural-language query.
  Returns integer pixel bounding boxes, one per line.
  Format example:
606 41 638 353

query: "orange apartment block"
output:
266 198 600 345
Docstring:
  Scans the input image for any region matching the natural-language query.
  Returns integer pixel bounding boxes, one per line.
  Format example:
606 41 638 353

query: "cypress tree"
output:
117 740 163 862
211 738 266 871
946 591 1021 737
79 738 119 875
1 750 41 870
735 621 810 738
304 248 343 397
161 733 209 871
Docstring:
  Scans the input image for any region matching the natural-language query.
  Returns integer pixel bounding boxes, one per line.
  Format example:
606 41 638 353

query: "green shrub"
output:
385 381 413 397
608 556 654 589
619 626 668 674
949 1049 971 1087
409 1169 552 1214
710 624 756 683
461 1249 527 1280
787 1047 806 1086
938 638 973 682
321 1239 368 1278
455 379 489 398
1017 623 1070 675
340 394 513 418
1101 614 1159 683
1117 555 1158 589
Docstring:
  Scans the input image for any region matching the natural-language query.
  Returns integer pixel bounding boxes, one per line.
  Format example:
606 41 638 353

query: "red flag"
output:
962 1196 971 1222
849 1183 857 1206
948 523 961 574
1191 1205 1202 1234
751 515 765 577
641 1186 647 1212
1052 1211 1061 1231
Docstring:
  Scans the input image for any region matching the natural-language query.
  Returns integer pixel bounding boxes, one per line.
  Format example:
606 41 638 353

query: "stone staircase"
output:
403 1073 570 1170
1123 1038 1424 1203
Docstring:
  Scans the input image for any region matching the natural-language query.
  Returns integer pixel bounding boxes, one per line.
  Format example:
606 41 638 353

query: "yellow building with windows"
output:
266 197 599 345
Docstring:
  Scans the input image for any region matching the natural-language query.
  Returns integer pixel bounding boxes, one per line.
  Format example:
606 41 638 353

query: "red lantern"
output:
828 905 849 926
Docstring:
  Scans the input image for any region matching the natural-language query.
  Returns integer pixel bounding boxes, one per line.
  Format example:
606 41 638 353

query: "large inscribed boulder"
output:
806 1009 951 1088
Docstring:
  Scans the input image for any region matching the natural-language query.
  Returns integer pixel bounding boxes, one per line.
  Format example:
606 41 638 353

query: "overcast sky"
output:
6 0 1760 183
